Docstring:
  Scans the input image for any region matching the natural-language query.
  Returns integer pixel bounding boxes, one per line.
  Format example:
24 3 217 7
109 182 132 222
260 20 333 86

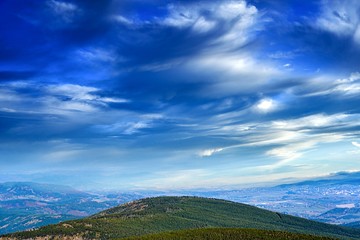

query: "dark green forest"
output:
3 197 360 239
124 228 337 240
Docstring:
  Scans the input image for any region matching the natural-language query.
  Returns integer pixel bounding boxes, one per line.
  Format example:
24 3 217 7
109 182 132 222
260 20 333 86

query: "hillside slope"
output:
2 196 360 239
124 228 336 240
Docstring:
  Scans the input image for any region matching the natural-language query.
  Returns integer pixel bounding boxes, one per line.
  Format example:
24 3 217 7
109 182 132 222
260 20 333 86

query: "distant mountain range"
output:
0 182 145 234
0 171 359 235
181 171 360 227
2 196 360 240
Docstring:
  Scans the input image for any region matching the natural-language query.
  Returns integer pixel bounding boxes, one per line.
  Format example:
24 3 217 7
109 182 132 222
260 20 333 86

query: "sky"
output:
1 0 360 190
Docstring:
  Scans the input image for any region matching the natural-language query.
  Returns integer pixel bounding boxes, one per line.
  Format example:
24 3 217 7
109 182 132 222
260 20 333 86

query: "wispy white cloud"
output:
271 113 351 130
352 141 360 148
0 107 17 113
46 84 129 104
163 0 260 49
46 84 98 101
212 1 259 49
112 15 134 26
0 82 129 116
77 48 117 64
264 134 344 168
94 115 161 135
47 0 79 23
187 53 281 96
315 0 360 45
199 148 224 157
301 72 360 97
336 72 360 83
268 49 303 59
192 17 216 33
199 111 360 169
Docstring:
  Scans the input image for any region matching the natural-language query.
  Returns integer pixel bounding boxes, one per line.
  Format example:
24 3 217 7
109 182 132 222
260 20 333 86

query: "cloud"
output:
3 0 360 189
202 111 360 168
352 141 360 148
112 15 134 26
265 134 344 167
301 72 360 97
185 53 281 96
0 82 129 116
330 72 360 95
46 83 129 104
254 98 279 113
46 84 98 101
160 0 260 49
47 0 79 23
107 121 151 135
192 17 216 34
77 48 116 64
268 50 302 60
316 0 360 45
93 115 161 135
271 113 351 130
336 72 360 83
199 148 224 157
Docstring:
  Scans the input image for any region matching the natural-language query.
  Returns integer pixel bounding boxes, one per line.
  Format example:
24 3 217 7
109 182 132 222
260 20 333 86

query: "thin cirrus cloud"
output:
47 0 78 23
0 82 129 115
316 0 360 45
162 0 259 45
300 72 360 97
1 0 360 189
199 148 224 157
352 142 360 148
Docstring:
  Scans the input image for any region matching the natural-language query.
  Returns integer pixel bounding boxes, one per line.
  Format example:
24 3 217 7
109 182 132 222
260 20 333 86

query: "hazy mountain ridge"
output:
183 172 360 226
0 182 146 234
344 221 360 229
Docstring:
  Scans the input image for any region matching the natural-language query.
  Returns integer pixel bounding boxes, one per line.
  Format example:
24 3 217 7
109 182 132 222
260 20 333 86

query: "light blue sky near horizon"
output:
1 0 360 190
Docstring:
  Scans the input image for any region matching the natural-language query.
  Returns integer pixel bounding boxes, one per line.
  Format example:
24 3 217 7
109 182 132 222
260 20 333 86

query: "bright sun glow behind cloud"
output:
255 99 278 113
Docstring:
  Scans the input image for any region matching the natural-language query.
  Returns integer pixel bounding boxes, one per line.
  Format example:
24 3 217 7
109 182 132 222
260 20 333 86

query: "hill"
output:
2 196 360 239
124 228 336 240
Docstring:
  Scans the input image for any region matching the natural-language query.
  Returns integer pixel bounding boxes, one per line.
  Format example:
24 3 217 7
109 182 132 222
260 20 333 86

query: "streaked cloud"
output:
47 0 79 23
163 0 258 40
199 148 224 157
316 0 360 45
1 0 360 189
301 72 360 97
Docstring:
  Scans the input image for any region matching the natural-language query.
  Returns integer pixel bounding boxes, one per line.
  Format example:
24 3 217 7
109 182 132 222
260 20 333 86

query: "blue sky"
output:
1 0 360 190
